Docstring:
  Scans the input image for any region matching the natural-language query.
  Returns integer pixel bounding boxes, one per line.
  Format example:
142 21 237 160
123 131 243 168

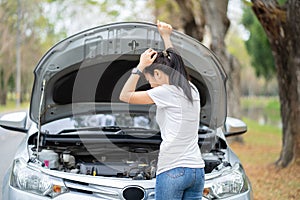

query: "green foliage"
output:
86 0 99 5
46 0 98 4
277 0 287 6
241 96 281 127
264 98 281 122
108 10 120 17
226 27 251 68
153 0 181 25
0 98 29 113
242 6 276 80
7 75 15 92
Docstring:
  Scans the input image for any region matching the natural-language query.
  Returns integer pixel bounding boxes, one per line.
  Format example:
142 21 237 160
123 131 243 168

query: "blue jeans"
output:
155 167 205 200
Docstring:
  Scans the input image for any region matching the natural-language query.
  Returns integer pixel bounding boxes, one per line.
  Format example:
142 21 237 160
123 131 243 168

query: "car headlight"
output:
204 163 249 199
10 158 68 198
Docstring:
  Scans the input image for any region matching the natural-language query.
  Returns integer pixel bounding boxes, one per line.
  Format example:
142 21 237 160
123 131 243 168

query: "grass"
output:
243 117 281 135
241 96 279 108
230 118 300 200
0 99 29 113
241 96 281 123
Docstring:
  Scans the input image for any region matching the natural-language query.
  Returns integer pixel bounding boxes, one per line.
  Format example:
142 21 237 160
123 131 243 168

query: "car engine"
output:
29 127 228 180
34 145 226 180
35 145 158 180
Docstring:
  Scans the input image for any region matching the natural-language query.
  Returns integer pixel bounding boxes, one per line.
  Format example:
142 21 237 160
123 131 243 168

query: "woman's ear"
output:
153 69 160 79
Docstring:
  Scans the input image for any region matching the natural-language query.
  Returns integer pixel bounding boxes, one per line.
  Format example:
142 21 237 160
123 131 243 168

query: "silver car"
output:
1 22 252 200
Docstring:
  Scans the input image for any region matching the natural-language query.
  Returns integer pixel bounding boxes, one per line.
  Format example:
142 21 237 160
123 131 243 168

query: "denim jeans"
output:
155 167 205 200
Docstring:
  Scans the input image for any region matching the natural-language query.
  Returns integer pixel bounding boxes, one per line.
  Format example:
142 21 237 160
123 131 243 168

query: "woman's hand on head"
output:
137 48 157 71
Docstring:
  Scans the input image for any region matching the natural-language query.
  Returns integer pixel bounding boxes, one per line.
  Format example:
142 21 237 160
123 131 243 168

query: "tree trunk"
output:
0 90 7 105
174 0 205 42
200 0 243 143
200 0 241 117
0 68 7 105
174 0 242 119
200 0 242 117
251 0 300 167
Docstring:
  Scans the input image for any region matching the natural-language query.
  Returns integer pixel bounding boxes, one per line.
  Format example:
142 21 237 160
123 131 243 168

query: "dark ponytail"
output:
144 48 193 103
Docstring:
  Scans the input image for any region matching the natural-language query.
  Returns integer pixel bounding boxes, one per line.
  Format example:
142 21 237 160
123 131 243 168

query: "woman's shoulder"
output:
161 84 182 93
150 85 182 98
148 85 174 96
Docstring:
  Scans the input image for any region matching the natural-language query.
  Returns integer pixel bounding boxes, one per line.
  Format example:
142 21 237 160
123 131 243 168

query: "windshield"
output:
42 111 159 134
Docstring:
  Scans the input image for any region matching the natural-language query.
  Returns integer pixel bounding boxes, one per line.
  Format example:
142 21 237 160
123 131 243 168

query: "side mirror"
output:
0 112 28 133
225 117 247 137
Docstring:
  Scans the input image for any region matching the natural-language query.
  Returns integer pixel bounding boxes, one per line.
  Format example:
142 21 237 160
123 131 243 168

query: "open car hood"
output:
30 22 227 129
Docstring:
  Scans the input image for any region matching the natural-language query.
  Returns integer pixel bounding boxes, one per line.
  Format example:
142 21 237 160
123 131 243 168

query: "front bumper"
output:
3 180 252 200
3 161 252 200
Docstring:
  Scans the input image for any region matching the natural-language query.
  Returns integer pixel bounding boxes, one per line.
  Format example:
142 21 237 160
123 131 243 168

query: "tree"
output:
199 0 242 120
174 0 205 42
1 0 154 106
0 0 18 105
250 0 300 167
0 0 66 105
242 6 276 80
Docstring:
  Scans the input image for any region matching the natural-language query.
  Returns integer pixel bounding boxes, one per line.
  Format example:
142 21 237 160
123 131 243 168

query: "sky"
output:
45 0 248 39
228 0 250 40
44 0 153 36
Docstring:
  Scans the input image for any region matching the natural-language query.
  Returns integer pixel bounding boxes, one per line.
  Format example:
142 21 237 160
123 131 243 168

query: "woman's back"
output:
147 83 205 175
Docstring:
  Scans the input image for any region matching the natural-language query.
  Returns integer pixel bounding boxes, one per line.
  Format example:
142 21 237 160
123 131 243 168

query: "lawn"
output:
230 118 300 200
0 100 29 113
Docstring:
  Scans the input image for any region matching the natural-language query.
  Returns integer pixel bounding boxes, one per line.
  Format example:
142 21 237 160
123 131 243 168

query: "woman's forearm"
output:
119 71 141 103
162 35 173 49
119 48 157 104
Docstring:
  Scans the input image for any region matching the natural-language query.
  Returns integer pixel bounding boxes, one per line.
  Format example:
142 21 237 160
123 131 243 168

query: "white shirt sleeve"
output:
147 86 171 108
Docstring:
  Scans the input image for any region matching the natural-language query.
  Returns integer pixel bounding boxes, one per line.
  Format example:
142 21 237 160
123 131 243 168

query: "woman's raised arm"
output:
157 20 173 49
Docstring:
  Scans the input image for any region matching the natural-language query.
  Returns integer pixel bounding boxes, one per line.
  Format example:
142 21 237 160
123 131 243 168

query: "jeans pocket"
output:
166 167 185 178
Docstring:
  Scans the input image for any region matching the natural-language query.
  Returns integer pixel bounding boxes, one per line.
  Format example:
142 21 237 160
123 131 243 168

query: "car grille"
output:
64 180 151 200
64 180 120 199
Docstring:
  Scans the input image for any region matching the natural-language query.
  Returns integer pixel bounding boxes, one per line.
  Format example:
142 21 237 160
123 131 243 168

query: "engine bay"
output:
31 142 159 180
30 144 227 180
28 126 229 180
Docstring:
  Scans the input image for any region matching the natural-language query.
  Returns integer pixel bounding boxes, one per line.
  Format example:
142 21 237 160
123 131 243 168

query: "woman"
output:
119 20 205 200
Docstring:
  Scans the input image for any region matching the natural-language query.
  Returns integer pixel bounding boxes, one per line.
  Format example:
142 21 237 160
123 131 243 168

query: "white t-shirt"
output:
147 83 205 175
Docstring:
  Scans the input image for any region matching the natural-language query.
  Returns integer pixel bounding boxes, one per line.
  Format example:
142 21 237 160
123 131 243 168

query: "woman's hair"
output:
144 48 193 103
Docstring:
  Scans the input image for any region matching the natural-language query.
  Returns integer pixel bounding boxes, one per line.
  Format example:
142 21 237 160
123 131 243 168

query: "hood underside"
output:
30 22 227 129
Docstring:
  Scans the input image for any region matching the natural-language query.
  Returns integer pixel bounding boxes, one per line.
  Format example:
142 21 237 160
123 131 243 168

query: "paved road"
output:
0 122 26 200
